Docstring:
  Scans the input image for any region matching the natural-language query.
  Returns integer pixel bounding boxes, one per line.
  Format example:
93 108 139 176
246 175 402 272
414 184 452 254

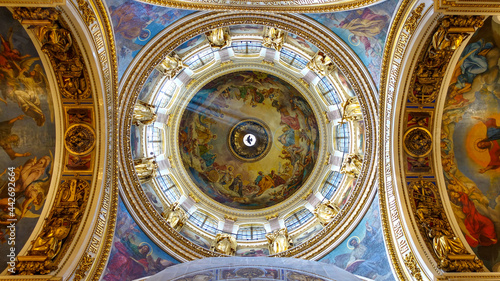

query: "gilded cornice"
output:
117 12 379 261
139 0 383 13
434 0 500 15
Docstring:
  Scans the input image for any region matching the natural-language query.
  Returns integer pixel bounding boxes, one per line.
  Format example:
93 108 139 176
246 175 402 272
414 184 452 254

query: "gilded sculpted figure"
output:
155 53 187 79
31 218 71 259
132 100 157 126
262 27 286 51
206 27 231 49
307 51 336 77
340 153 363 178
340 97 362 123
134 157 158 183
422 221 470 261
161 202 187 231
210 233 237 256
314 201 340 225
266 228 292 255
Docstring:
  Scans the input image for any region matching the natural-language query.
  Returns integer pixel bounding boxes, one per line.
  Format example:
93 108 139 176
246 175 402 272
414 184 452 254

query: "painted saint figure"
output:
472 116 500 173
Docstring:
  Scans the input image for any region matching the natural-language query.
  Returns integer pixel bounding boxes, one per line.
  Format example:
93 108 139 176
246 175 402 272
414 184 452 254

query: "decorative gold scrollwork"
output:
14 179 90 275
409 15 484 104
409 181 483 272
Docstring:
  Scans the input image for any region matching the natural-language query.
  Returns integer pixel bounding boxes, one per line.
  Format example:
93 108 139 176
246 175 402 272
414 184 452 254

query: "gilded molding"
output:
139 0 383 13
404 3 425 35
403 252 423 281
76 0 96 26
434 0 500 14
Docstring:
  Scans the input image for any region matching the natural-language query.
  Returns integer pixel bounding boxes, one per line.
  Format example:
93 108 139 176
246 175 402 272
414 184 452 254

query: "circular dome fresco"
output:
119 15 378 261
178 71 319 210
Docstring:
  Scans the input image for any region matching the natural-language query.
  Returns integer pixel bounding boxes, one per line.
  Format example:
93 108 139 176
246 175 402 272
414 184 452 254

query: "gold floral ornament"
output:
340 153 363 178
161 202 187 231
210 233 237 256
314 200 340 226
155 52 187 79
403 127 432 157
262 26 286 51
266 228 293 255
206 27 231 49
404 3 425 35
307 51 336 77
134 157 158 183
132 100 157 126
64 124 96 155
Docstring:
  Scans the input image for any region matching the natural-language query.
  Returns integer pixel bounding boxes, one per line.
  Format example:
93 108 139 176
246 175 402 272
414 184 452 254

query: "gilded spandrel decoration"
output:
307 51 336 77
409 15 484 104
266 228 293 255
340 153 363 178
403 127 432 157
13 7 91 100
206 27 231 49
210 233 237 256
262 27 286 51
340 97 362 124
15 179 90 275
161 202 187 231
134 157 158 183
64 123 96 155
409 181 483 272
314 200 340 226
156 53 187 79
403 3 425 35
132 100 157 126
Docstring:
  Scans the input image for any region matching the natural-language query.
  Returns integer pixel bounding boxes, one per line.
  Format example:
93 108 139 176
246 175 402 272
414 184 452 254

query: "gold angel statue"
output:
210 233 237 256
266 228 293 255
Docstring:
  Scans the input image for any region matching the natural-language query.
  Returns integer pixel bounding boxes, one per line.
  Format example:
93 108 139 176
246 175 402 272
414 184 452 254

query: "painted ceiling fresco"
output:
305 0 399 89
320 192 395 281
101 195 179 281
179 71 319 209
441 16 500 271
0 7 55 270
105 0 195 79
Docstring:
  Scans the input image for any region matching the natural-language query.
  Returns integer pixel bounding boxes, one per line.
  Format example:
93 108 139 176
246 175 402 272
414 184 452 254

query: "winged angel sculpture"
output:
0 28 49 126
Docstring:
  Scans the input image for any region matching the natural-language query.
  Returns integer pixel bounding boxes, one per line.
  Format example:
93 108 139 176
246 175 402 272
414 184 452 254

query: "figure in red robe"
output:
459 192 497 248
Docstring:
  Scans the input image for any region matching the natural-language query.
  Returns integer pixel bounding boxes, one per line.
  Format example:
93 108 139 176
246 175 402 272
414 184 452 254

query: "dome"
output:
121 18 378 259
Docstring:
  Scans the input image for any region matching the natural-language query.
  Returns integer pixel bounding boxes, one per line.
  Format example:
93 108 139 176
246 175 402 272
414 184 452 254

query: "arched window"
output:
284 208 314 231
321 171 343 200
232 41 262 54
280 48 308 70
335 123 350 153
185 48 215 70
189 211 218 234
155 80 176 108
157 175 180 204
147 126 163 156
236 225 267 241
318 76 341 105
